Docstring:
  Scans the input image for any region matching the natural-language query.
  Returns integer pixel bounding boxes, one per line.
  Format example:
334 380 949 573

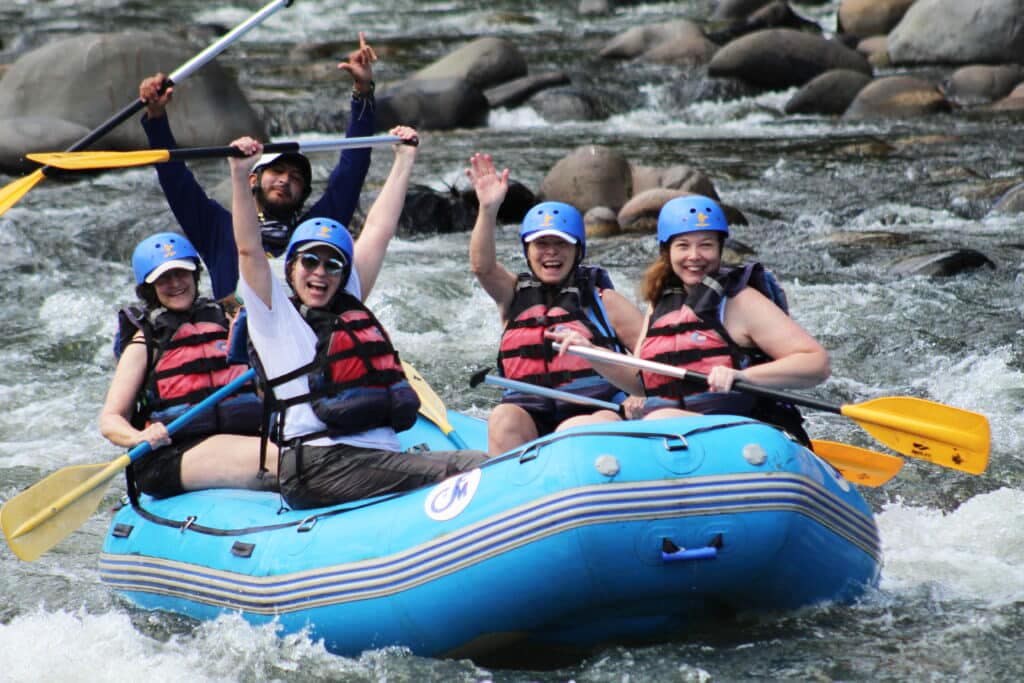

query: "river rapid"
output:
1 1 1022 681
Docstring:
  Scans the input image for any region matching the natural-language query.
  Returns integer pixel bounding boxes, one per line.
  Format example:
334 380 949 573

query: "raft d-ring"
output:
519 445 539 463
180 515 197 533
662 434 688 452
297 515 319 533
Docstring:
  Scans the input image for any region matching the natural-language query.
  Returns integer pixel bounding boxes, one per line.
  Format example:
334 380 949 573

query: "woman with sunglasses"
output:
227 128 487 510
98 232 276 498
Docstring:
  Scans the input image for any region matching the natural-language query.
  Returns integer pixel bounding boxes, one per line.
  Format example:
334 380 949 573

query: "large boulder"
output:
888 0 1024 66
708 28 871 90
411 37 527 90
838 0 916 39
539 145 632 213
0 117 90 174
600 20 718 65
785 69 873 115
0 31 265 173
844 75 949 119
376 78 490 131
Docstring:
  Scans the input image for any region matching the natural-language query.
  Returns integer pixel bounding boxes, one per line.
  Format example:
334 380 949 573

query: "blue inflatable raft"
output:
99 412 881 662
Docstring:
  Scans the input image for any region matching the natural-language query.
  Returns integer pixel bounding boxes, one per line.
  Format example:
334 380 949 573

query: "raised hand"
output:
466 152 509 213
338 31 377 94
139 72 173 118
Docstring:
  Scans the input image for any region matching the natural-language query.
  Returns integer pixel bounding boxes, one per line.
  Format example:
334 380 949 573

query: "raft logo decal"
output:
424 468 481 521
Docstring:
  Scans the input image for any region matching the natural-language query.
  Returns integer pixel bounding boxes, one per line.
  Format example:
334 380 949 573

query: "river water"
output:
1 1 1022 681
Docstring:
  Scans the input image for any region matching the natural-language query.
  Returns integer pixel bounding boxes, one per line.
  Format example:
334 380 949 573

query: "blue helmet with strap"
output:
519 201 587 260
284 217 355 284
131 232 200 285
656 195 729 245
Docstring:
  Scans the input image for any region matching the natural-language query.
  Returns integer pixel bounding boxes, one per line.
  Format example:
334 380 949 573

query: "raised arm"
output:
229 137 273 308
305 31 378 226
467 153 518 318
352 126 419 299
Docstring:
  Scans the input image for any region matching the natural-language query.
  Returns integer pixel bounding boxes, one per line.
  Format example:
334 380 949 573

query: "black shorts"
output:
278 442 488 510
523 403 604 438
129 435 207 498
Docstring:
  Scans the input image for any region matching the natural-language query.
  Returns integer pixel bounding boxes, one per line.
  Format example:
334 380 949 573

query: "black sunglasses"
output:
298 252 346 276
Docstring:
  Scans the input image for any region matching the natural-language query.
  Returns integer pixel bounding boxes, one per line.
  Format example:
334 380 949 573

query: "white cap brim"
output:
524 229 578 244
145 259 197 284
295 240 345 258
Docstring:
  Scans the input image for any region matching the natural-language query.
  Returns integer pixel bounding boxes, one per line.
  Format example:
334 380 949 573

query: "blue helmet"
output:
131 232 200 285
284 217 355 280
519 201 587 260
656 195 729 245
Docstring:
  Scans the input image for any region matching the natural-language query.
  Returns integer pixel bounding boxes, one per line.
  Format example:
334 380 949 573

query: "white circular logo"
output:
424 468 481 521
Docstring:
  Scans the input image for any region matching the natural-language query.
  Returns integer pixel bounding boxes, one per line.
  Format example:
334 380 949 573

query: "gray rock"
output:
712 0 775 21
600 20 718 66
888 0 1024 66
708 28 871 90
0 116 90 174
785 69 873 115
844 75 949 119
484 71 570 109
528 87 607 122
944 64 1024 105
539 145 632 213
584 206 620 237
891 250 996 277
0 31 264 161
838 0 916 39
992 181 1024 213
376 78 490 131
630 163 718 197
412 37 527 91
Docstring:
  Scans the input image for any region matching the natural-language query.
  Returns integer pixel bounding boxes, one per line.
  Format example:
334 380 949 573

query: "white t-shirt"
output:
237 265 401 450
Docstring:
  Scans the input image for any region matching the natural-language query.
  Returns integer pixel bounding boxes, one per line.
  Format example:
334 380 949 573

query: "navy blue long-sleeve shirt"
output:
141 96 376 300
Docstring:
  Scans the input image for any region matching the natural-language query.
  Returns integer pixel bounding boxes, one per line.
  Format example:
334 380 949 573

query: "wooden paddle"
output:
0 0 294 217
555 343 990 475
27 135 408 171
1 369 257 562
470 368 901 487
401 361 469 449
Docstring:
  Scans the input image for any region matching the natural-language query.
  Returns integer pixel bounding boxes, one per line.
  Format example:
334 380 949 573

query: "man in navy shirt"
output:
138 32 378 301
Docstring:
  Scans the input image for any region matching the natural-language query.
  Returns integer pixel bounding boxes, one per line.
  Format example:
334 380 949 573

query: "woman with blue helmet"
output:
548 194 830 444
228 130 486 510
467 152 644 456
99 231 274 499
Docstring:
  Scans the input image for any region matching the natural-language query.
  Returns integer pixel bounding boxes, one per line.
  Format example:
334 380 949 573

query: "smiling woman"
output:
97 232 274 500
466 153 646 455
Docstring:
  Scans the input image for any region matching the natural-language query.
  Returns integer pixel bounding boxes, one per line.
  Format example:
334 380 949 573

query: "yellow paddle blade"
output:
1 455 129 561
401 361 469 448
842 396 990 475
25 149 172 170
0 169 46 216
811 440 903 488
402 361 453 433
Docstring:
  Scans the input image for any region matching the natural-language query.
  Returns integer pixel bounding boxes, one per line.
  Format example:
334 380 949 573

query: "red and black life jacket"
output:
117 299 262 441
256 291 420 443
639 263 809 443
497 265 626 412
640 262 785 399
